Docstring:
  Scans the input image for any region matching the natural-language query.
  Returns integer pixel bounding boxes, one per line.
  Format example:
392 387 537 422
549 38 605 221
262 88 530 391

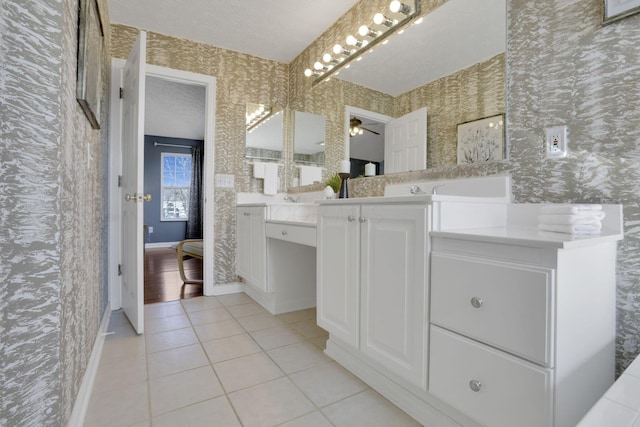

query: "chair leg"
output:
176 241 203 286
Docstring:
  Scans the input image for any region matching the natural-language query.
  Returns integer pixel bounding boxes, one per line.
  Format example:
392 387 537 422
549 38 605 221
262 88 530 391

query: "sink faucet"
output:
409 185 425 195
431 184 445 195
284 195 300 203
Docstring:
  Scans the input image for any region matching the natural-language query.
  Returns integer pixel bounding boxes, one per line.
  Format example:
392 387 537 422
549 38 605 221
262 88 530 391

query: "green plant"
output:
325 173 342 193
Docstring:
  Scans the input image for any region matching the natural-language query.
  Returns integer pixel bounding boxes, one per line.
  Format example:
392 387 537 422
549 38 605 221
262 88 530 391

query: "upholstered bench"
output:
171 239 203 286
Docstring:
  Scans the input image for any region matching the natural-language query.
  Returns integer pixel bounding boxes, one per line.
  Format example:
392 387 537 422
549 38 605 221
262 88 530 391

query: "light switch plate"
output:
215 174 235 188
545 126 568 159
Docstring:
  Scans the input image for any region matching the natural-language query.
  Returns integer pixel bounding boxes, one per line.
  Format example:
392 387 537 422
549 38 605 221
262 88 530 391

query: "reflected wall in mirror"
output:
347 107 389 178
245 103 283 161
293 111 326 186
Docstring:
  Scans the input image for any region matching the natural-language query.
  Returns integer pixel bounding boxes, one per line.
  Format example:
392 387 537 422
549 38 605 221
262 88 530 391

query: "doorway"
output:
108 58 217 312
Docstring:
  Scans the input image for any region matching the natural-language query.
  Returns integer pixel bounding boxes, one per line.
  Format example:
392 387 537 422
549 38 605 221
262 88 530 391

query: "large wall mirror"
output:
292 111 326 186
245 103 283 161
294 0 506 181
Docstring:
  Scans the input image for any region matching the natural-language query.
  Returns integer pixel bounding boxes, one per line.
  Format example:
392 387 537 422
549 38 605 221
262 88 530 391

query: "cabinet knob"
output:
359 217 368 223
281 230 288 236
347 215 356 222
469 380 482 392
243 212 250 216
470 296 483 308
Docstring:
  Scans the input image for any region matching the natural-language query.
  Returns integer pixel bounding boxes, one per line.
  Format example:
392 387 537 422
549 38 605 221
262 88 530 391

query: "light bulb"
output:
374 13 385 25
322 53 332 63
333 44 344 55
314 61 324 70
346 35 358 46
358 25 369 36
390 0 401 13
304 68 313 77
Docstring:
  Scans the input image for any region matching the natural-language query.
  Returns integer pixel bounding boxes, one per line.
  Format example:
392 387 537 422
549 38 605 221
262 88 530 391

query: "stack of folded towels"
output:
538 204 606 235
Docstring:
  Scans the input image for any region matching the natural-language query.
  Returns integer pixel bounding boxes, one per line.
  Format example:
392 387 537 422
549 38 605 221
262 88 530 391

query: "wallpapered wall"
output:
110 0 640 378
1 0 111 425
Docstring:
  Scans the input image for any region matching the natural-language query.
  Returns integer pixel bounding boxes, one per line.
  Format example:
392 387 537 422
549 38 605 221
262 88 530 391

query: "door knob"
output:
124 193 135 202
143 194 152 202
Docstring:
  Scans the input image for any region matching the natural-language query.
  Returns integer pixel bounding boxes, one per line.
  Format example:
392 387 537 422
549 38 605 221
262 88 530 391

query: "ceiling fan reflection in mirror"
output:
350 117 381 137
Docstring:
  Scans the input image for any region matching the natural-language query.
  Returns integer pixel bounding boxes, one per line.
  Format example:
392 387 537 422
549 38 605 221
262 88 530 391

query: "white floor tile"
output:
322 389 421 427
146 326 198 354
152 396 241 427
226 301 269 318
145 313 191 334
249 325 305 350
181 295 223 313
187 307 232 325
201 333 261 363
288 318 329 339
147 343 209 379
578 397 640 427
85 381 149 427
144 301 185 320
606 374 640 410
235 312 285 332
193 318 245 342
267 341 331 374
149 366 224 416
279 411 334 427
91 352 147 396
290 361 368 407
228 377 315 427
276 308 316 324
214 352 284 392
216 292 254 307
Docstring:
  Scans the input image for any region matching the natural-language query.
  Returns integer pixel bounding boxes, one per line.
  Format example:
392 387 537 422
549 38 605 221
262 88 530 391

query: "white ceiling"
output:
108 0 360 63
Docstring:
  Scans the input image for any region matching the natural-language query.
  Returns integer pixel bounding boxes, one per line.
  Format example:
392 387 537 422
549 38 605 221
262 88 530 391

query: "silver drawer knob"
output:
347 215 356 222
470 296 483 308
359 217 368 223
469 380 482 392
281 230 288 236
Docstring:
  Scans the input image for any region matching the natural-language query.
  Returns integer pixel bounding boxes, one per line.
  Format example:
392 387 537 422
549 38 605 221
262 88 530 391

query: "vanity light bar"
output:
247 105 276 133
304 0 420 86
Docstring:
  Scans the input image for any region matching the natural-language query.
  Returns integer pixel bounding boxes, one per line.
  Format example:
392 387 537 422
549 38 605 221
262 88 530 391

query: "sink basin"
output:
384 175 511 201
267 203 318 223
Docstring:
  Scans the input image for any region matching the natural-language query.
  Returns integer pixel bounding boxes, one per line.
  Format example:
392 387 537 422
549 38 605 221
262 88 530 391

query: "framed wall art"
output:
603 0 640 24
76 0 104 129
456 114 505 165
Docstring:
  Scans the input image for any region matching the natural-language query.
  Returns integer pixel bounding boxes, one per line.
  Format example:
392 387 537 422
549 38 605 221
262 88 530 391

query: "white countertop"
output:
577 355 640 426
316 194 509 205
432 225 624 249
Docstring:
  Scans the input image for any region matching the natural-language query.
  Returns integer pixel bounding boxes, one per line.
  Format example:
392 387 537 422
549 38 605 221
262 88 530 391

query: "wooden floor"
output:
144 247 203 304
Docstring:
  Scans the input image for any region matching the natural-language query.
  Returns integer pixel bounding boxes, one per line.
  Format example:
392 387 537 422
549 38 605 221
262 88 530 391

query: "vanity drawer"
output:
265 222 316 247
431 252 554 366
429 326 553 427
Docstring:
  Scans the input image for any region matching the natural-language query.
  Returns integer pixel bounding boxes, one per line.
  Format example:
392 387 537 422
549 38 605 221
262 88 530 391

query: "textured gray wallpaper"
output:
1 0 111 425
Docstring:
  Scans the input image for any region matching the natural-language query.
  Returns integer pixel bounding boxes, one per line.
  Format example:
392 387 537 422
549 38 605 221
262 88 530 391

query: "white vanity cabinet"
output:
236 205 266 292
429 231 620 427
317 202 428 390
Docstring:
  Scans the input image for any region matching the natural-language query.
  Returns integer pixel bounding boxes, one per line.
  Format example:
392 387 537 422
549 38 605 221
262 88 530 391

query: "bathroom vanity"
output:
236 202 318 314
315 176 624 427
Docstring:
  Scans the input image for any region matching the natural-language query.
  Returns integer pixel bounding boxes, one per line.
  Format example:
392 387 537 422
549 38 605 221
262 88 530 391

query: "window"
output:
161 153 192 221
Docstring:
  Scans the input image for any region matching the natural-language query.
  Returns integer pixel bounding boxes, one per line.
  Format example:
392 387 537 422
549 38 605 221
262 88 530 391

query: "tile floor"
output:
85 293 422 426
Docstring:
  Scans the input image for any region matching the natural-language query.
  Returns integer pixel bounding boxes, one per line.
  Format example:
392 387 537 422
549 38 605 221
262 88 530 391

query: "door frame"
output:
344 106 392 160
108 58 217 309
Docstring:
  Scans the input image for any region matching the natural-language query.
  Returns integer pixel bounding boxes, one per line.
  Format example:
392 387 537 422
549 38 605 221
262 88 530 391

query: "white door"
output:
384 107 427 174
360 205 428 390
121 31 147 334
316 205 361 348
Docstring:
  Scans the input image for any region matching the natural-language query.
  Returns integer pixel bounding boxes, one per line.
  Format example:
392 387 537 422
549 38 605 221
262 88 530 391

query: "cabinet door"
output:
248 207 267 292
317 205 360 347
236 207 251 280
360 205 428 390
236 207 266 292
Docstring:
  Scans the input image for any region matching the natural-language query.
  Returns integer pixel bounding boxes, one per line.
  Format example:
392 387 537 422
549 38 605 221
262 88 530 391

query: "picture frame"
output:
603 0 640 25
76 0 104 129
456 114 505 165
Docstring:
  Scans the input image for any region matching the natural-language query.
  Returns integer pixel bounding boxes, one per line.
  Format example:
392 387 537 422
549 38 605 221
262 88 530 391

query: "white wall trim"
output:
210 282 245 296
145 241 179 249
344 106 392 160
67 307 112 427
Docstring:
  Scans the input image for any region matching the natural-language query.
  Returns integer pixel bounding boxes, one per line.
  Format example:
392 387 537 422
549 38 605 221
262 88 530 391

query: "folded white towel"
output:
540 204 602 215
263 163 278 195
253 162 266 179
538 223 602 235
538 212 606 225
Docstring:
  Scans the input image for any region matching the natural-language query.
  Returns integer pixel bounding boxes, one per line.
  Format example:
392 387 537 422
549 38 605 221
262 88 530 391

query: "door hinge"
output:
119 87 123 99
118 264 122 276
118 175 122 187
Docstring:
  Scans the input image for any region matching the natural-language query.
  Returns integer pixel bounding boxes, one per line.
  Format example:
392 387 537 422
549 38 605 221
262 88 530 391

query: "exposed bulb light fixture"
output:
246 104 277 133
304 0 419 86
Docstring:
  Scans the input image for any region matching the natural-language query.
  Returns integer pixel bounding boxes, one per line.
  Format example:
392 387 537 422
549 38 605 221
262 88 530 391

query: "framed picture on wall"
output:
456 114 505 165
603 0 640 24
76 0 104 129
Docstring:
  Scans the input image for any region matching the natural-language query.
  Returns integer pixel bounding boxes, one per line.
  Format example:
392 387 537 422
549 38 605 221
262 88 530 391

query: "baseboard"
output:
208 282 245 296
145 241 178 249
67 306 112 427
